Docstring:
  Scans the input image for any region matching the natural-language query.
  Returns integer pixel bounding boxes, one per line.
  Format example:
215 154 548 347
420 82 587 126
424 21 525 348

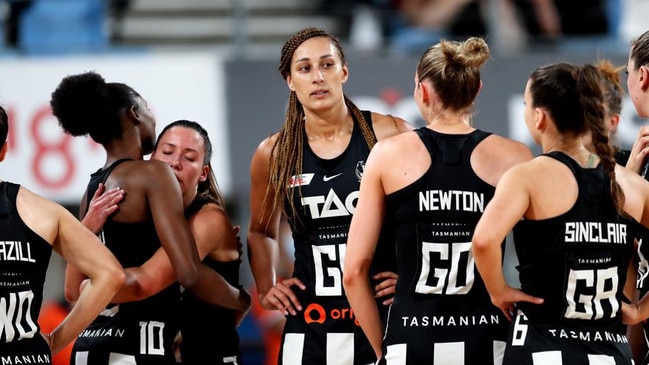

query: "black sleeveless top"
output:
385 127 498 313
514 151 636 328
0 182 53 358
380 128 508 364
86 159 181 322
179 196 241 363
279 110 385 365
286 110 395 303
72 159 180 363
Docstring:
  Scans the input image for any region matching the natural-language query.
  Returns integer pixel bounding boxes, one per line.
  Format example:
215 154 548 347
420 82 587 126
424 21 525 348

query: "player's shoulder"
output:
252 132 280 162
483 133 530 152
368 111 415 141
481 133 533 164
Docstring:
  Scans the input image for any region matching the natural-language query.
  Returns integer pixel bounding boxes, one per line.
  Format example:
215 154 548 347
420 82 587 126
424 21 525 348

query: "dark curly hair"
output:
50 71 141 145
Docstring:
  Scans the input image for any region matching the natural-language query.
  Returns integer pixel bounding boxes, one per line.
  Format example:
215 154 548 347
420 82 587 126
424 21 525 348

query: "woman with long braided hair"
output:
247 27 414 365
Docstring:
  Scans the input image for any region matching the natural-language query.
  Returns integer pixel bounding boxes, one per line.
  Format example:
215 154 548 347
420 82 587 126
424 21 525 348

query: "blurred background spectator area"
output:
0 0 345 56
0 0 642 56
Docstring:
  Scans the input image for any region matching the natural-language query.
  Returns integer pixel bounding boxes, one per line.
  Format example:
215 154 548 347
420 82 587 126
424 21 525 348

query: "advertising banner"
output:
0 52 230 204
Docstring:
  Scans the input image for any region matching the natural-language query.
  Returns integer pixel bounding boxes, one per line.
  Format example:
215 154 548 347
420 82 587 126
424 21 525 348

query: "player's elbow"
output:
472 232 491 254
343 264 368 291
122 270 162 300
175 265 201 290
64 285 79 303
105 265 126 293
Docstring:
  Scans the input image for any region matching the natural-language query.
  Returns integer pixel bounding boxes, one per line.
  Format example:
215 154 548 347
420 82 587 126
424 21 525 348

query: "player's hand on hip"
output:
262 277 306 315
491 286 543 321
373 271 397 305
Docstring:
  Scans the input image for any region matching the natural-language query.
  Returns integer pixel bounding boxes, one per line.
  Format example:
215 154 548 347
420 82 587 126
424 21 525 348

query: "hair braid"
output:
266 93 376 223
263 27 355 225
578 65 625 214
266 91 305 222
345 96 376 149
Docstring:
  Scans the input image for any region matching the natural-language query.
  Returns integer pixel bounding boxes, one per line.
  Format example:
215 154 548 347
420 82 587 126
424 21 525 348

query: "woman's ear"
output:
128 104 141 125
286 75 295 92
199 165 209 182
608 113 621 135
419 81 430 104
534 108 546 131
640 65 649 92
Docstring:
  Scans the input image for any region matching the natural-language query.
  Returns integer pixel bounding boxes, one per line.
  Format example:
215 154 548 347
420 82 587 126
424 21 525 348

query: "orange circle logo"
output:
304 303 326 324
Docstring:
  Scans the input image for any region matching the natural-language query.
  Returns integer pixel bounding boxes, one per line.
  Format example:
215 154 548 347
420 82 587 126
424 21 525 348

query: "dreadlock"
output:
264 27 376 223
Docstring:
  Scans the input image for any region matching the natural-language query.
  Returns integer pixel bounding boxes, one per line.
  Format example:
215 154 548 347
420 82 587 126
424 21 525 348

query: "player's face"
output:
286 37 349 113
152 126 208 197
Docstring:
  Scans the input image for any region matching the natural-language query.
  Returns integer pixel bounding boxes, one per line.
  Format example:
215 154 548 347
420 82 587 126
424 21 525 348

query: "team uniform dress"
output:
278 111 391 365
178 196 242 365
71 159 181 365
0 182 54 364
637 225 649 365
614 148 630 167
634 152 649 365
380 127 508 365
506 151 636 365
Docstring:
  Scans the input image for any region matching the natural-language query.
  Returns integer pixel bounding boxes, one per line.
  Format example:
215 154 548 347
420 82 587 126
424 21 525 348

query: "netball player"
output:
474 62 649 364
622 30 649 176
51 72 249 364
82 120 247 364
246 27 414 364
344 37 533 364
615 30 649 365
0 105 125 361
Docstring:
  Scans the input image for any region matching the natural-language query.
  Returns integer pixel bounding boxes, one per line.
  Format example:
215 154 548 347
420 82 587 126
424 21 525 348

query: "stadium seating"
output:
18 0 108 54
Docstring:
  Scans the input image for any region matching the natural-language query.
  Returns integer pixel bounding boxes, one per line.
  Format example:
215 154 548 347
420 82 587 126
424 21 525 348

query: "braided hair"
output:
529 63 624 214
265 27 376 222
